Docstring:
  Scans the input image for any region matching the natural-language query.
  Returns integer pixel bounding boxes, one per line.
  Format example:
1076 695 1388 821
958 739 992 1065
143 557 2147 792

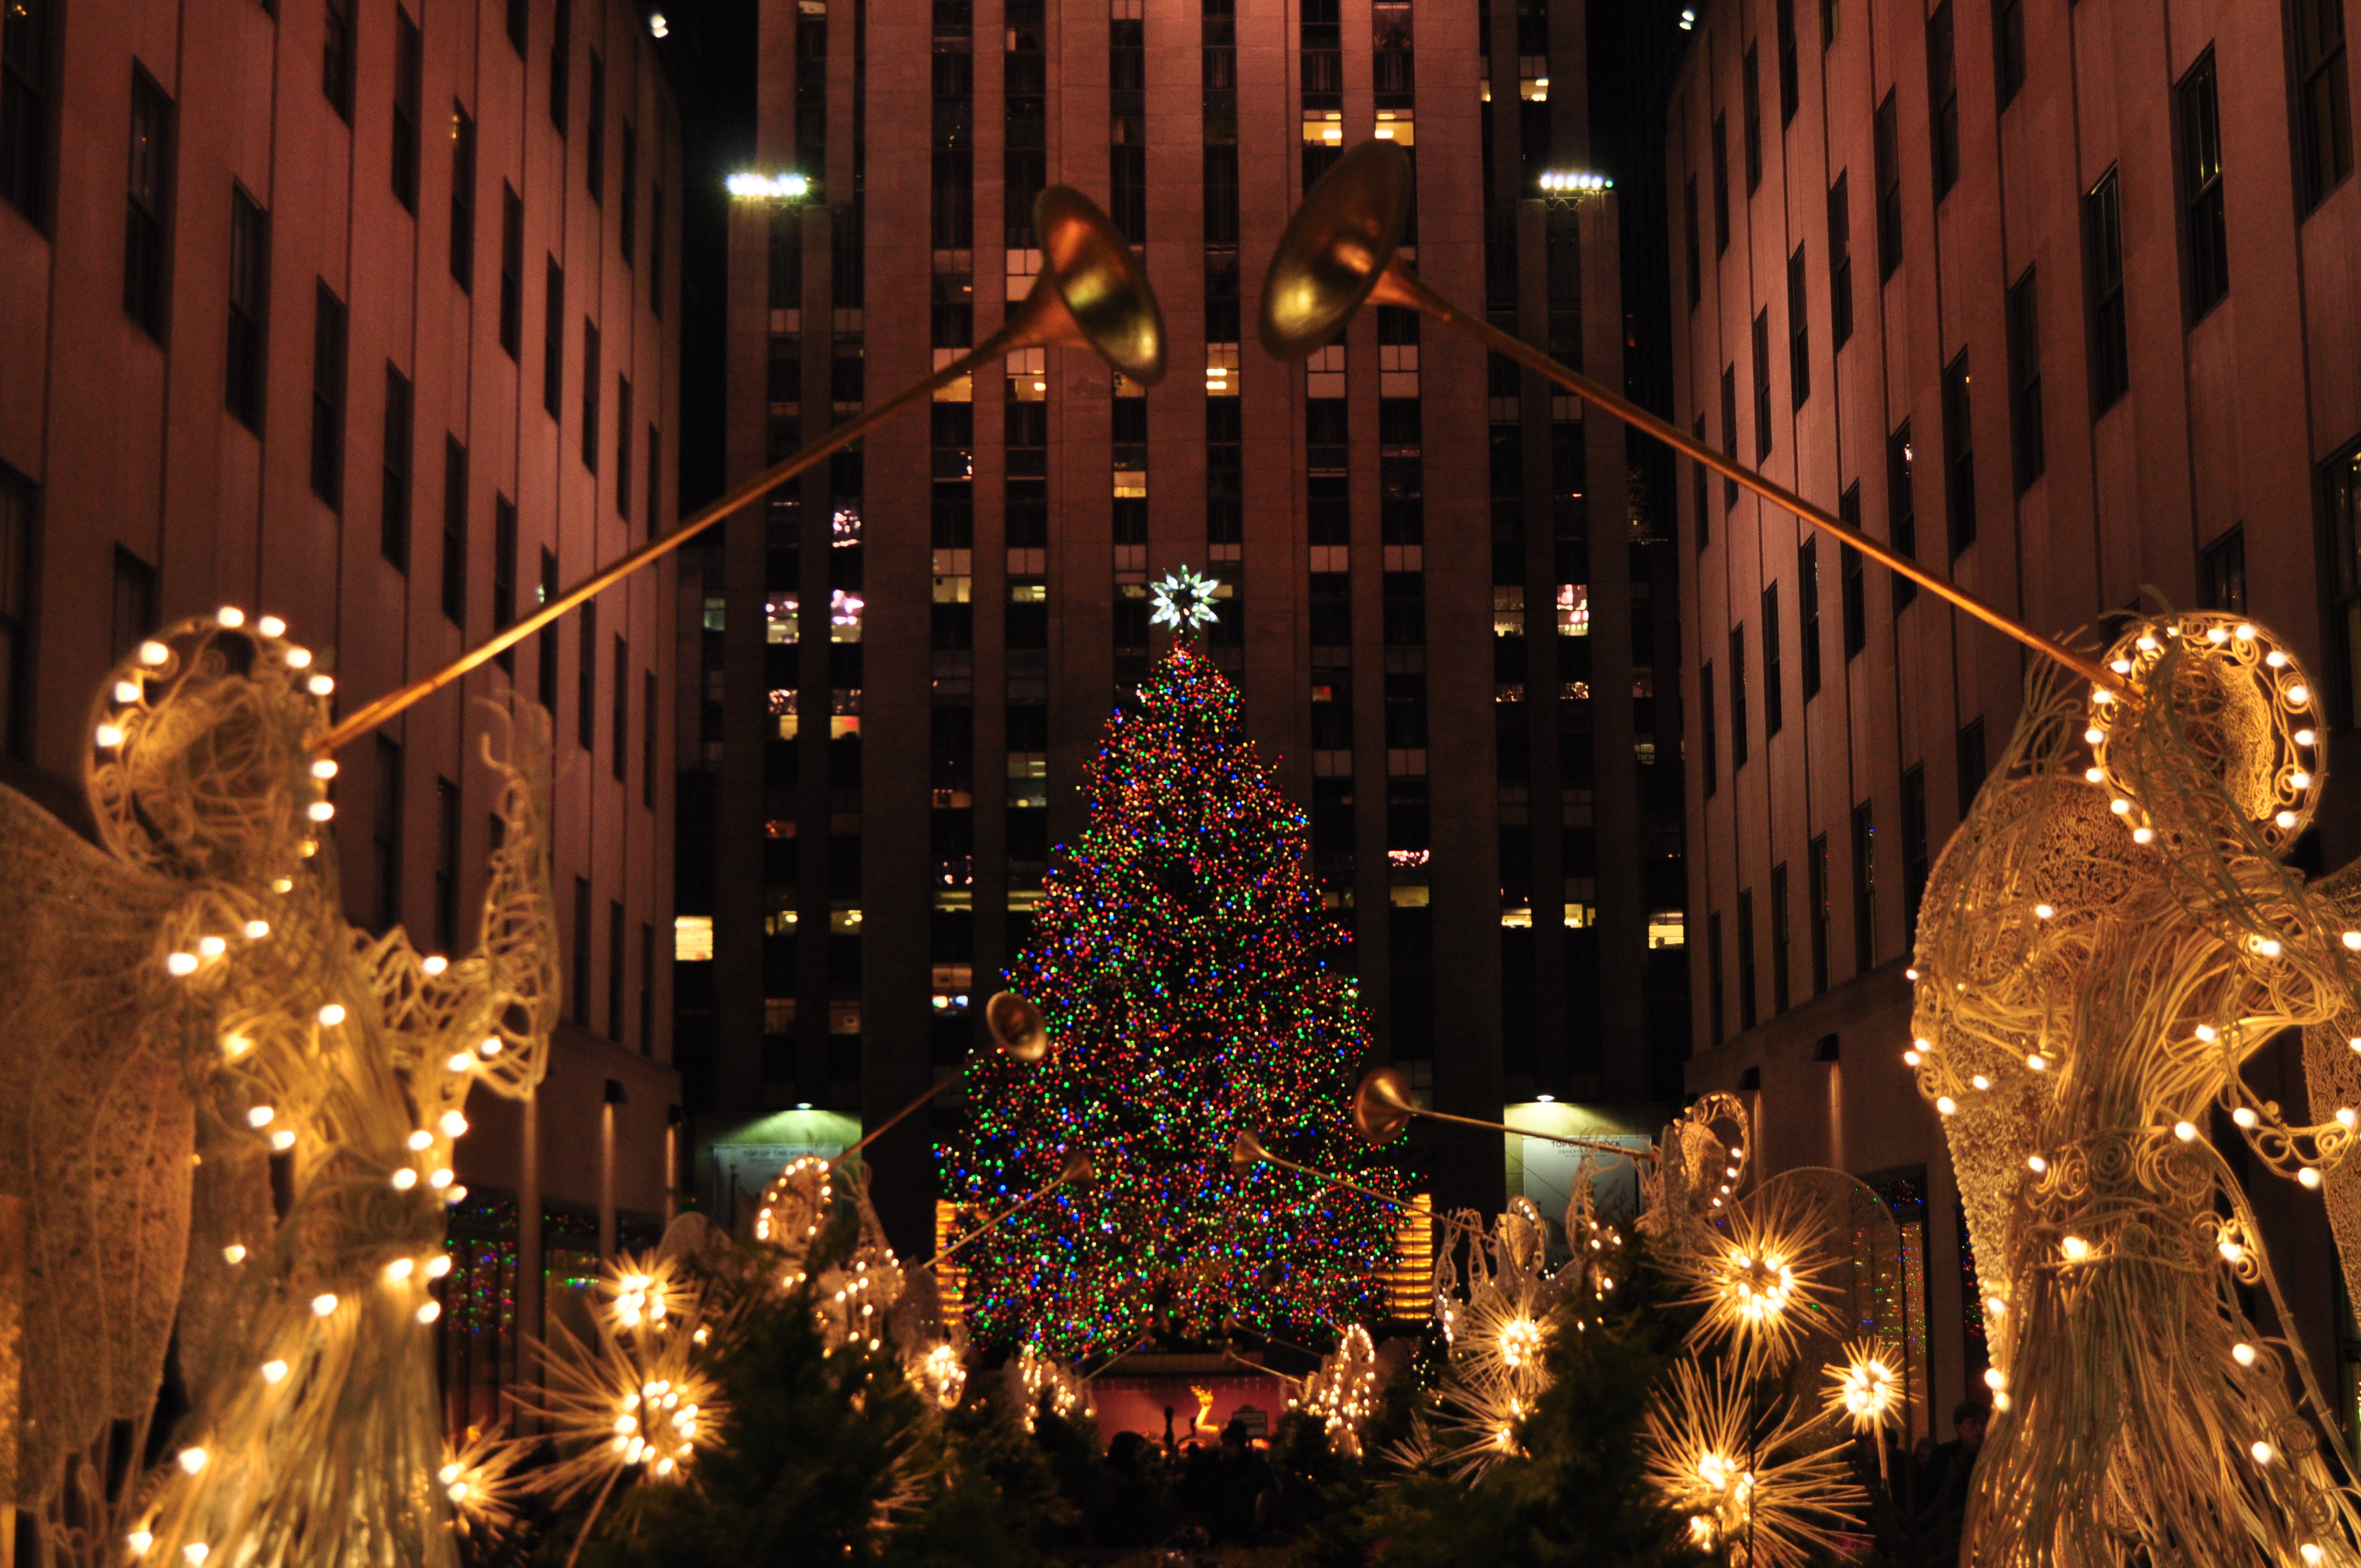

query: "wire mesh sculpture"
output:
1909 610 2361 1568
0 611 556 1566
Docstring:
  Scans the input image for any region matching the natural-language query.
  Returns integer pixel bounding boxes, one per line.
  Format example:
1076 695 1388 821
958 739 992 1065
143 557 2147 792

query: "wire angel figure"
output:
0 612 556 1566
1911 609 2361 1568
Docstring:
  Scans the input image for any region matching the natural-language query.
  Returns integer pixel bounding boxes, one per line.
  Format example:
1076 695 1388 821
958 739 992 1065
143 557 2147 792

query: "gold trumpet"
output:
827 989 1052 1170
1260 140 2111 692
920 1146 1095 1274
1228 1126 1414 1210
1350 1064 1650 1161
319 187 1166 753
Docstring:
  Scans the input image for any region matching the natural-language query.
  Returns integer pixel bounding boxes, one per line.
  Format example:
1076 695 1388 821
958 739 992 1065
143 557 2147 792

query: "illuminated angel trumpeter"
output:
1911 611 2361 1567
0 611 555 1564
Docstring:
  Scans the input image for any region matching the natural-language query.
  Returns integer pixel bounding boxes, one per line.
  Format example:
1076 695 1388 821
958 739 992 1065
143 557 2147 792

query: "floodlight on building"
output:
727 171 810 200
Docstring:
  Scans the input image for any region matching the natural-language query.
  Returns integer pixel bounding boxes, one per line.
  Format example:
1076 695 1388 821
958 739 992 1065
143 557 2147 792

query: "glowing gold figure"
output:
0 613 555 1563
1913 612 2361 1566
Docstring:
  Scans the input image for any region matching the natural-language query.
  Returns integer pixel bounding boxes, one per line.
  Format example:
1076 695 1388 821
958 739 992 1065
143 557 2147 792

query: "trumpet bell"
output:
1258 140 1415 361
1230 1129 1269 1176
1028 186 1168 384
1351 1065 1416 1146
986 991 1051 1063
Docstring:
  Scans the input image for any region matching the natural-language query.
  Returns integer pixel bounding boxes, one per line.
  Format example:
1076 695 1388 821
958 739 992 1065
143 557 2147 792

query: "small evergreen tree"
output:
942 639 1399 1358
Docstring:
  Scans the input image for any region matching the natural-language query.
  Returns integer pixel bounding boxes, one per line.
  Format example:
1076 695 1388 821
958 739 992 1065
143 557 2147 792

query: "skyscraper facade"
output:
693 0 1691 1252
0 0 684 1432
1670 0 2361 1442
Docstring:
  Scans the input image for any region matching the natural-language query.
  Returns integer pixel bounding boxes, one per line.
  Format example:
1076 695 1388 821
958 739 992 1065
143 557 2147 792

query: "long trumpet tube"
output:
1365 263 2112 691
827 1074 955 1172
321 326 1000 753
1393 1101 1652 1161
917 1179 1065 1275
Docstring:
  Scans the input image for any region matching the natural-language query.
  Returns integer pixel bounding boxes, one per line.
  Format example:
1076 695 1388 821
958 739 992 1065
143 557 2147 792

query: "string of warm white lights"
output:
1909 609 2361 1567
21 611 561 1568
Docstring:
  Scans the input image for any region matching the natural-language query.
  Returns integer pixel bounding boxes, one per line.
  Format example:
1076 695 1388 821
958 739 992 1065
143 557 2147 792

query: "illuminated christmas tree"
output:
940 597 1400 1360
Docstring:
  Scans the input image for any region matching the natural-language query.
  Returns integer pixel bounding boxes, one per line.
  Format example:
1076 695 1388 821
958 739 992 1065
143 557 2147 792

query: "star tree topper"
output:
1150 566 1222 635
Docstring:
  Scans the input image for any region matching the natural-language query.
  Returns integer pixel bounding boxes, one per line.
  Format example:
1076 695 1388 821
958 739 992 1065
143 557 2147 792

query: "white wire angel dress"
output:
1911 612 2361 1568
0 612 556 1566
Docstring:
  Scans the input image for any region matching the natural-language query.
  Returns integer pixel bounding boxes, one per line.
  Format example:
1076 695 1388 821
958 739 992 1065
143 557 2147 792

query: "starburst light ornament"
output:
1149 565 1222 634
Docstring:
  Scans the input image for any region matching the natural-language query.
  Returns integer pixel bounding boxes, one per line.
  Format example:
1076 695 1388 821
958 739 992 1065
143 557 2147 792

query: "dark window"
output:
1851 798 1876 974
538 548 559 710
571 876 591 1023
498 184 524 357
1743 46 1764 193
1807 831 1830 995
1875 90 1902 280
550 0 572 134
433 776 460 952
1889 421 1916 611
1752 310 1774 459
543 258 564 417
393 10 421 211
311 282 347 509
612 633 628 778
1111 144 1145 243
1729 623 1750 769
1737 885 1758 1030
617 377 633 518
608 899 624 1041
1827 172 1853 347
585 52 604 202
2085 167 2129 409
2326 442 2361 725
450 105 475 290
382 366 412 568
1770 861 1791 1014
493 495 516 668
1 0 54 224
324 0 355 120
1943 352 1975 557
1709 910 1726 1041
581 318 600 470
507 0 525 54
1684 176 1701 307
1798 537 1822 697
1712 114 1731 252
1762 583 1783 736
1693 416 1711 547
638 922 654 1053
1901 763 1928 935
578 599 597 750
107 548 155 665
1840 486 1865 656
1701 658 1718 794
620 120 638 262
1995 0 2025 107
1787 246 1810 408
2006 267 2044 492
1777 0 1799 124
2295 0 2353 210
2179 51 2229 317
0 464 34 760
374 737 404 933
1928 3 1959 197
1721 366 1739 508
643 667 657 806
1956 716 1985 819
2200 525 2246 611
226 187 269 429
441 437 467 624
651 184 663 309
647 424 662 537
125 68 172 341
1204 145 1240 245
